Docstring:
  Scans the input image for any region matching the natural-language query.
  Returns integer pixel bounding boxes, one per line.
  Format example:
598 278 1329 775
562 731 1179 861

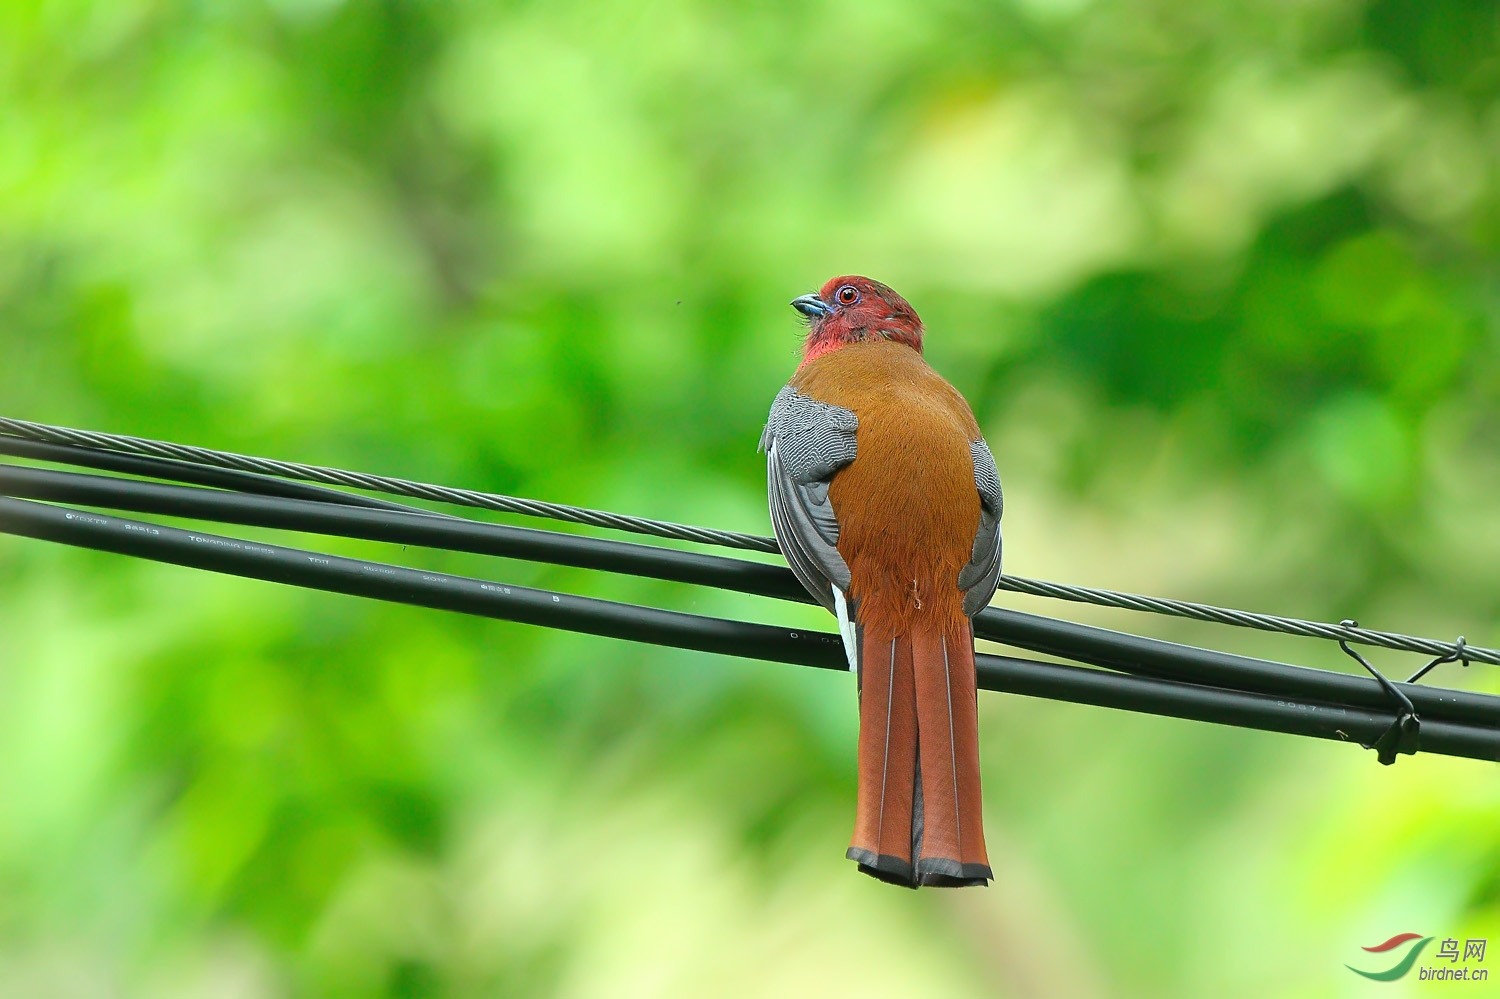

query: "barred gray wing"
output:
759 386 857 613
957 438 1003 618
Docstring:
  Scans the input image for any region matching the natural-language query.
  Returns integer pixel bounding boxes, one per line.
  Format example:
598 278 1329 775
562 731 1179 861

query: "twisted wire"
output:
989 576 1498 667
3 415 1494 667
0 416 778 552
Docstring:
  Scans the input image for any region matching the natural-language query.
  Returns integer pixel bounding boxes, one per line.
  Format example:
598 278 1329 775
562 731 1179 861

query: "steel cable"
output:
0 416 777 550
2 415 1494 667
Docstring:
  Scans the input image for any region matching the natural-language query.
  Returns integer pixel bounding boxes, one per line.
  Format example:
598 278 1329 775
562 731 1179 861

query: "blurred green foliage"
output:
2 0 1499 995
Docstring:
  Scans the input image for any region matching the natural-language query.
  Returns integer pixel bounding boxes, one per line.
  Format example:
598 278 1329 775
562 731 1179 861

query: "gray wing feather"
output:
761 387 857 612
958 438 1003 617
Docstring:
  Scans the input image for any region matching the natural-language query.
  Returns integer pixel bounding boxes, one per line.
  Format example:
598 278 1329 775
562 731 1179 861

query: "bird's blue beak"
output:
791 293 832 318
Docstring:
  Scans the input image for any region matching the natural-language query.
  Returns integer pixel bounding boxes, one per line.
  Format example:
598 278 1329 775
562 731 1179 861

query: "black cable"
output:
982 655 1498 762
0 416 777 550
0 463 807 603
0 435 431 515
3 462 1494 731
0 494 840 668
0 495 1495 762
0 460 1492 732
9 417 1492 670
972 609 1499 730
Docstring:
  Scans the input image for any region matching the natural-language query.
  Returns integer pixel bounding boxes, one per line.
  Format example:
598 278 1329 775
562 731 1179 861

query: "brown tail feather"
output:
846 631 919 886
847 619 990 888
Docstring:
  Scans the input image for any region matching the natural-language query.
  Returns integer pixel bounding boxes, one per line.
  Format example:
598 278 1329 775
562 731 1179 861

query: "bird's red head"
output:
791 276 924 368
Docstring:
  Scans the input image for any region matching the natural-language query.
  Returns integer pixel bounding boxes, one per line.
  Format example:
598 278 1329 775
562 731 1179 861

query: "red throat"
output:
799 334 854 367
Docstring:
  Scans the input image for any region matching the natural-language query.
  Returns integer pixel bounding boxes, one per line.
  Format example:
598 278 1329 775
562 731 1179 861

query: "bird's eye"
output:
836 285 859 305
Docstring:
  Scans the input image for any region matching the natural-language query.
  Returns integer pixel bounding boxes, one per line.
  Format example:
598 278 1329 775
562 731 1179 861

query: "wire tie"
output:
1340 620 1419 765
1405 635 1468 685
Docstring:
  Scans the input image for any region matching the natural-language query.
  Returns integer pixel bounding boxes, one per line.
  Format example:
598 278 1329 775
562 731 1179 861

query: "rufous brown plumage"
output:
762 276 1002 888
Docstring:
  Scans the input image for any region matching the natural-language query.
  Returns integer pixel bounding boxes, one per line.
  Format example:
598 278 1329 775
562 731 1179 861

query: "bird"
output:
760 275 1002 888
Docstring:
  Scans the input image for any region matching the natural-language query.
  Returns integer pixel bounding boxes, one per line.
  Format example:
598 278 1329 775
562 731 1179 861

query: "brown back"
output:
790 340 982 638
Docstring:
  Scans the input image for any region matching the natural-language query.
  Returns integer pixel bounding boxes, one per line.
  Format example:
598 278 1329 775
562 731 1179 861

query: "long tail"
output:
845 617 991 888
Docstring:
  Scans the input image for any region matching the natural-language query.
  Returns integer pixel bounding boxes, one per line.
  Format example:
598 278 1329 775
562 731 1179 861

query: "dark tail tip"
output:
917 866 992 888
916 856 993 887
848 848 991 888
847 847 917 889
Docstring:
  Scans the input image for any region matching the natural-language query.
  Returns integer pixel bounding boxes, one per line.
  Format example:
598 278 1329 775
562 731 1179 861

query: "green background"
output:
2 0 1498 995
